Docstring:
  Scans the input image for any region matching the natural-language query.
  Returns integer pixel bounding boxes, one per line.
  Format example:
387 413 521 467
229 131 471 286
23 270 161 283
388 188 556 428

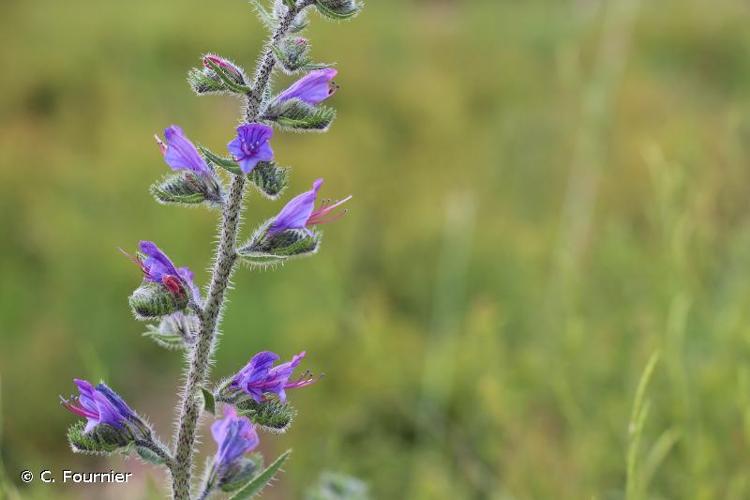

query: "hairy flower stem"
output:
171 4 308 499
172 176 245 499
245 2 309 121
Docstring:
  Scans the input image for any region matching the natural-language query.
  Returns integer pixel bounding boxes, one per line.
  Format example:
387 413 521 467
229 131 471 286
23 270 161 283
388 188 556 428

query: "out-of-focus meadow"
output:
2 0 750 498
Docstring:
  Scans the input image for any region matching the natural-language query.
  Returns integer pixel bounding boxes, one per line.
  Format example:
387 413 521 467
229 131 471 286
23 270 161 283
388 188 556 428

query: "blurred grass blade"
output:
626 351 660 500
640 428 680 493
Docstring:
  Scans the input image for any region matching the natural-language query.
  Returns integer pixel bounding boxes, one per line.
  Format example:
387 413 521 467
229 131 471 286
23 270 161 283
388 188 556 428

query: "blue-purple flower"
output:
211 406 259 475
155 125 213 178
61 379 139 433
231 351 318 402
129 240 200 301
227 123 274 174
268 178 351 236
276 68 338 105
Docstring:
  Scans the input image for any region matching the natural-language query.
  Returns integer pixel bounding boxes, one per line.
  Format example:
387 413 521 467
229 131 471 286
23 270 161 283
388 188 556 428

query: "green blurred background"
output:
3 0 750 498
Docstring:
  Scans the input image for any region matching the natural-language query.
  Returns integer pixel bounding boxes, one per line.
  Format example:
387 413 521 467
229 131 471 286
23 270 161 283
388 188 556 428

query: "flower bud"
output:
203 407 261 493
126 241 200 319
143 311 198 350
130 280 190 320
203 55 246 85
234 396 297 434
188 54 249 95
263 98 336 132
273 37 330 74
238 225 320 268
67 421 131 454
248 162 288 200
314 0 361 20
150 171 223 206
217 384 297 434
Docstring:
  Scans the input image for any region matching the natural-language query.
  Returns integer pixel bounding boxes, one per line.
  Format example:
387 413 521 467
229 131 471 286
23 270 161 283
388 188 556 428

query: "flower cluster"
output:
61 379 144 434
61 379 152 453
269 178 352 236
60 0 362 497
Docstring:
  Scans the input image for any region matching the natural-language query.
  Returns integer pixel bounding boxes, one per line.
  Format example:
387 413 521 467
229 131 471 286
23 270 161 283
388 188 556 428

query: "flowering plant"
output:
59 1 361 498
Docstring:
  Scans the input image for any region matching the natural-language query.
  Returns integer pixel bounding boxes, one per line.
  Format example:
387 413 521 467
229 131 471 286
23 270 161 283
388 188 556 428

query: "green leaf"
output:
198 146 242 175
229 450 292 500
135 445 166 465
314 0 360 20
238 253 288 267
198 146 288 199
201 387 216 415
251 0 276 31
143 325 188 350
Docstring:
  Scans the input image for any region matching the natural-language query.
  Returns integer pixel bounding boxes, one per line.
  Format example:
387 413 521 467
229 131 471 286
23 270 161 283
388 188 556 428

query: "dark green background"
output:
2 0 750 498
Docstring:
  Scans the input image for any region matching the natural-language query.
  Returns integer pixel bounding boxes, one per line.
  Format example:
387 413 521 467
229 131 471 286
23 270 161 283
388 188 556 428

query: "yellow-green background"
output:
2 0 750 498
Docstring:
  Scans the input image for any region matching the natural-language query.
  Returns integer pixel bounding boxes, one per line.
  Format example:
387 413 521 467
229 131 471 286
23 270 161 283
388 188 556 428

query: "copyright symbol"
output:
20 470 33 483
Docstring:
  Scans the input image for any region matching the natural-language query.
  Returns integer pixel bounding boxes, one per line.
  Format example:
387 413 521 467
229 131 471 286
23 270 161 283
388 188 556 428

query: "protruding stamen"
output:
119 248 148 276
307 195 353 226
60 396 98 419
154 134 167 155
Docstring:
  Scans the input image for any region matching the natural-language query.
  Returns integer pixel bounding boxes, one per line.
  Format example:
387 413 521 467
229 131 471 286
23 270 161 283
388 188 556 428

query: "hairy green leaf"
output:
229 450 291 500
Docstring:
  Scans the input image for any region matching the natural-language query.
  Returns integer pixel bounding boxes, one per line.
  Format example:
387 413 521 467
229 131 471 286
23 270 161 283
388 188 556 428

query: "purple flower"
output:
231 351 318 402
227 124 274 174
276 68 338 106
154 125 212 177
61 379 138 433
268 178 351 236
126 241 200 301
211 406 259 475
